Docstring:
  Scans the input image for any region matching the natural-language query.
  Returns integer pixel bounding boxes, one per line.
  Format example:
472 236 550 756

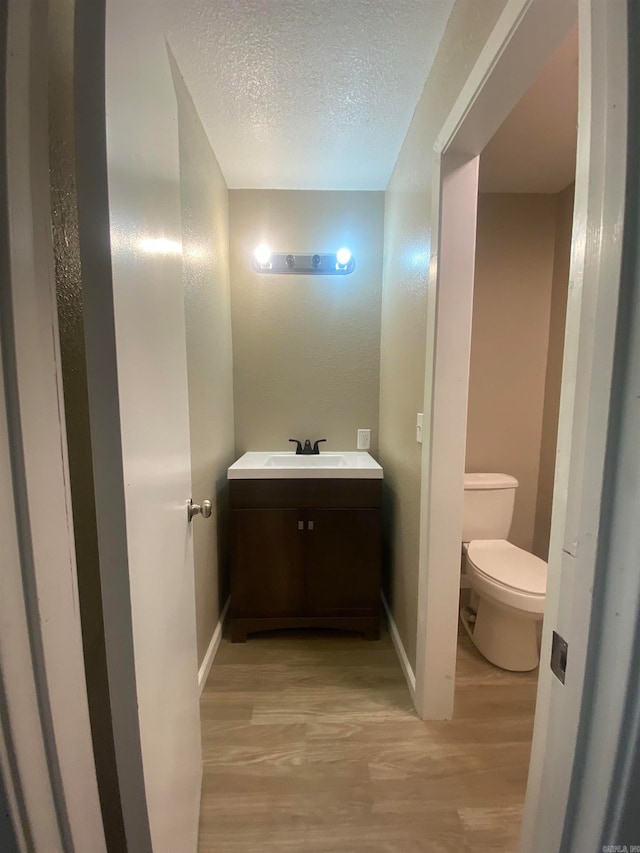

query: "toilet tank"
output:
462 473 519 542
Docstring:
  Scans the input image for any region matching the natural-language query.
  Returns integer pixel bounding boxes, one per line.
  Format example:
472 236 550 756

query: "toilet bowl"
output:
462 474 547 671
461 540 546 671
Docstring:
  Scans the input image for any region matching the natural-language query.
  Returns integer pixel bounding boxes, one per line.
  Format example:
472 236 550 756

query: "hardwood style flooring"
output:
198 625 538 852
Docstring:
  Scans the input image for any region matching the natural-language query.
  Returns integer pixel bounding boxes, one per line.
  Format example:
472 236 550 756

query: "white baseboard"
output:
381 591 417 695
198 597 230 694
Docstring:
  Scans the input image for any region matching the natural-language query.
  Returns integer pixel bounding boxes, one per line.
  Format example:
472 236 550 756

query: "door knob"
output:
188 499 212 522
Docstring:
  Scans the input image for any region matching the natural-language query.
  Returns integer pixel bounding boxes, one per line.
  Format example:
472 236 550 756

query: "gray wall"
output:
466 190 573 560
173 64 236 666
466 193 559 554
380 0 508 669
466 189 573 560
229 190 384 454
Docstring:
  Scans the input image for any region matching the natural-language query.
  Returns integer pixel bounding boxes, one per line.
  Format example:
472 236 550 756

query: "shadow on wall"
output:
381 483 397 605
215 470 230 612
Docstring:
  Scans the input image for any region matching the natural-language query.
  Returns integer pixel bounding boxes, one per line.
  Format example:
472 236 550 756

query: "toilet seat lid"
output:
466 540 547 596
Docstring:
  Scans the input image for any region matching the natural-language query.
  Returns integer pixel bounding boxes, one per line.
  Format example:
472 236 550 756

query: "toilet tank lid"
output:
464 473 519 490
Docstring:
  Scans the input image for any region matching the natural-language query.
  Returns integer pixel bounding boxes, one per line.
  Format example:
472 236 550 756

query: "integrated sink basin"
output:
228 451 383 479
266 453 348 468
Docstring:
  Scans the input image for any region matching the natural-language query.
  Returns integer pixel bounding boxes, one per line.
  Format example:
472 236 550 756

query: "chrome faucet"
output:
289 438 327 455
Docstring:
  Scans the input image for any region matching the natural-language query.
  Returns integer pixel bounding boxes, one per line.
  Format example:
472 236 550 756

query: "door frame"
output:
0 0 106 849
415 0 579 720
415 0 633 849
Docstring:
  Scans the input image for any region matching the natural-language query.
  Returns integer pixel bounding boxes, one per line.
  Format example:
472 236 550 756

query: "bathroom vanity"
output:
227 452 383 642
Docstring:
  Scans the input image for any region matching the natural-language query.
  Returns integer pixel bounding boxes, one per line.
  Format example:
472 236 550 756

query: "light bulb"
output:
336 247 352 266
254 244 272 266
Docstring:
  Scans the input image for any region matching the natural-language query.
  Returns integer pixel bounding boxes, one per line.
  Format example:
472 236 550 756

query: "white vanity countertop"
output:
228 451 383 480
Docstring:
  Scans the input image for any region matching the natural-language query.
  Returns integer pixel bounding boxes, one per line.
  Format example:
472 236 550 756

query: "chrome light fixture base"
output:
253 252 356 275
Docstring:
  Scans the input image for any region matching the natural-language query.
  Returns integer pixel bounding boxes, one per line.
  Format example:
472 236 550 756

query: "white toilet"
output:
460 473 547 671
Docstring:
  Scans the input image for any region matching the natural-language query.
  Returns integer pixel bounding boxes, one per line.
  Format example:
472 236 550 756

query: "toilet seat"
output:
465 540 546 615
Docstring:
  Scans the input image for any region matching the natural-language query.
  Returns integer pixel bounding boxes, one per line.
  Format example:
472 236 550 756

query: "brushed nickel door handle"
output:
188 499 212 522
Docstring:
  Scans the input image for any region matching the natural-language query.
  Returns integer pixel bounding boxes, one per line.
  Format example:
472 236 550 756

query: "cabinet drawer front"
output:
304 509 381 615
229 479 382 510
230 509 305 617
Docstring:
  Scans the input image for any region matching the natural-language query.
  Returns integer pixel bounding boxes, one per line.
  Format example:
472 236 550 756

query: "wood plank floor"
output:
198 625 538 852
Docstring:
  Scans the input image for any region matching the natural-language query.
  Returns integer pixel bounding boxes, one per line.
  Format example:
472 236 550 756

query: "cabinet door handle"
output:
308 521 314 531
298 520 304 531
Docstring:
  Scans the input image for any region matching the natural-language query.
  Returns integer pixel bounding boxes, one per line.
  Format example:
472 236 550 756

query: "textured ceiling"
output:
162 0 453 190
480 26 579 194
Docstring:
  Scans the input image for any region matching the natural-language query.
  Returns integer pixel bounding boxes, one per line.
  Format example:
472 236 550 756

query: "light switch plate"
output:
416 413 424 444
357 429 371 450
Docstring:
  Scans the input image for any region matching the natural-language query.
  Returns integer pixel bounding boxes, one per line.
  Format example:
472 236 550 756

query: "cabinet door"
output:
231 509 305 617
304 509 381 615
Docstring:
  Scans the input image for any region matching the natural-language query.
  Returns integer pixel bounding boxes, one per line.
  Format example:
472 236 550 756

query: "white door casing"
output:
415 152 480 720
416 0 578 721
521 1 629 848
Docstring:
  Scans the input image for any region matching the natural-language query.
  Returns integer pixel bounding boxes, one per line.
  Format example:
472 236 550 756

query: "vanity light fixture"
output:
336 247 352 269
253 244 272 269
252 247 356 275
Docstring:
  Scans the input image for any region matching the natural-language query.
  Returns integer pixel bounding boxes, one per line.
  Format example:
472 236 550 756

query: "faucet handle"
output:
312 439 327 454
289 439 303 454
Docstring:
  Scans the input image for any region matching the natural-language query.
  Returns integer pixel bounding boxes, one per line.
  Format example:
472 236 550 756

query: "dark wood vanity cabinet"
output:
229 479 382 642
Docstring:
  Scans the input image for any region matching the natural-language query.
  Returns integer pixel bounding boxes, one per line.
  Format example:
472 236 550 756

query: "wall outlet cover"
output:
357 429 371 450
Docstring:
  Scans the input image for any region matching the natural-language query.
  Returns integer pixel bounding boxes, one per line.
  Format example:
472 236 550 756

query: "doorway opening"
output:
456 25 578 838
415 0 631 849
